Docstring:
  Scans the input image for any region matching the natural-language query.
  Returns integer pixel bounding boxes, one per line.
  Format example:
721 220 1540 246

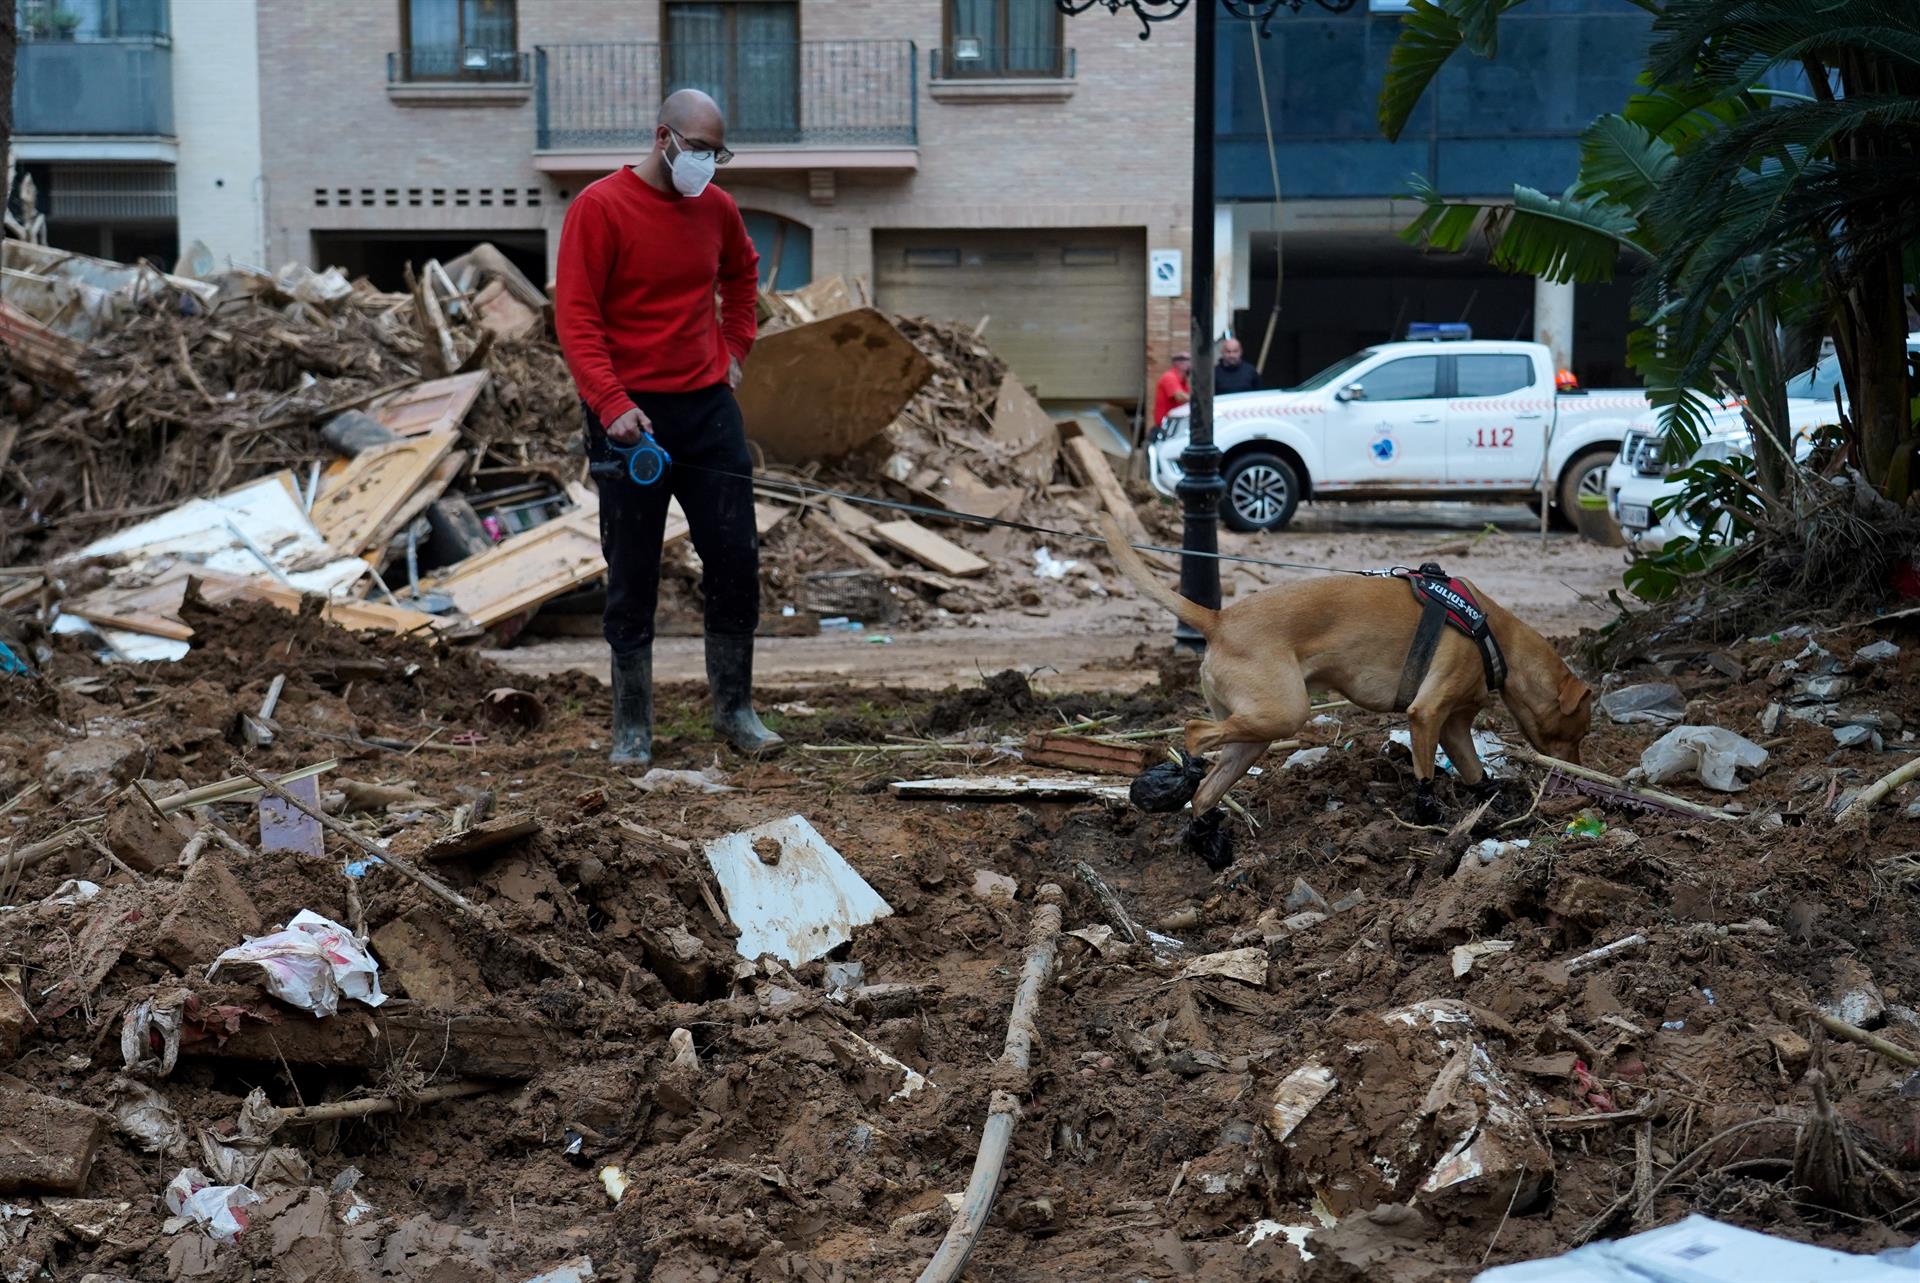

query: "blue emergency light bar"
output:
1407 322 1473 341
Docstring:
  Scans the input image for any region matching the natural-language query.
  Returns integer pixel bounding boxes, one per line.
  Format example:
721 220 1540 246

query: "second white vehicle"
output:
1148 334 1652 532
1607 336 1919 552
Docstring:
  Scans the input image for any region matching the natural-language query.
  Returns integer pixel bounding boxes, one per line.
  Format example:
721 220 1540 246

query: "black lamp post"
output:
1056 0 1356 647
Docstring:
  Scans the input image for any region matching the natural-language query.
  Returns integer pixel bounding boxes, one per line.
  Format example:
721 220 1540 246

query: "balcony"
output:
534 40 917 174
14 38 173 141
387 48 532 107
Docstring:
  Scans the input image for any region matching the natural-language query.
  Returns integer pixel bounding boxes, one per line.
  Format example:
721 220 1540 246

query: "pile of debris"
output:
0 242 1149 664
2 593 1920 1280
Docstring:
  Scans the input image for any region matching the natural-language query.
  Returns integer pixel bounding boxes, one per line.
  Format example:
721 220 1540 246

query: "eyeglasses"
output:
669 128 734 166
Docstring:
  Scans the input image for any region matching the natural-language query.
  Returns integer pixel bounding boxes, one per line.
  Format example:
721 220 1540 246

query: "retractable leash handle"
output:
589 437 672 487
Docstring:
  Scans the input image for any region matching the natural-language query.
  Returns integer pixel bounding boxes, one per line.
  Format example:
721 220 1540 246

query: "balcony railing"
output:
15 37 173 136
388 48 531 84
536 40 917 151
930 45 1074 80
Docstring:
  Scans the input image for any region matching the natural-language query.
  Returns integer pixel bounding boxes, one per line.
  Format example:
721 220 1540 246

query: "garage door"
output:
873 228 1146 402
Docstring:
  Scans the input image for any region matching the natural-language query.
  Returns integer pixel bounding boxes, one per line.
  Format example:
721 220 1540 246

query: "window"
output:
943 0 1064 78
667 2 799 143
401 0 518 81
1356 356 1439 402
741 210 812 291
1454 354 1534 398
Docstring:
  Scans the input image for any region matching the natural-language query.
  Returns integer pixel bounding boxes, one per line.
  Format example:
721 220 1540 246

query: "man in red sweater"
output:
555 88 780 765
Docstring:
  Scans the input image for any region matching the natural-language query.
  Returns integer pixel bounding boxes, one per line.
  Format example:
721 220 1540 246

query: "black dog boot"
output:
1183 808 1235 872
1414 778 1443 825
706 634 783 755
609 646 653 767
1131 751 1207 813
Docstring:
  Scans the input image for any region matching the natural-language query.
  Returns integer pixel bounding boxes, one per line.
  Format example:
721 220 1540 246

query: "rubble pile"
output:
0 245 1144 664
1 592 1918 1279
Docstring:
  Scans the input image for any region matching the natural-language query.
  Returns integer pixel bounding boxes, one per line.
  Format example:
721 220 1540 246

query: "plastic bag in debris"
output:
1598 682 1685 726
206 910 385 1018
111 1076 186 1155
1033 547 1079 580
1131 753 1206 813
1638 726 1769 793
630 765 735 795
273 262 353 311
121 992 186 1076
1386 729 1514 779
163 1168 262 1243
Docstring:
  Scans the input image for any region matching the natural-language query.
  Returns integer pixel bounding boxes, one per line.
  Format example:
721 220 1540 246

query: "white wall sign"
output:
1148 249 1183 298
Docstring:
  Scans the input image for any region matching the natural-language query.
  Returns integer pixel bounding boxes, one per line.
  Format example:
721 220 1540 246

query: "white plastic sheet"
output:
163 1168 261 1243
206 910 386 1017
1638 726 1769 792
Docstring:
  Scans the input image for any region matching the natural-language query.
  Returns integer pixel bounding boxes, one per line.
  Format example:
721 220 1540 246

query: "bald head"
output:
658 89 726 148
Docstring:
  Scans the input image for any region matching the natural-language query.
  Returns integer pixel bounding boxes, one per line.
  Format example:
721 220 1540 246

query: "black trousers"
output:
585 383 759 656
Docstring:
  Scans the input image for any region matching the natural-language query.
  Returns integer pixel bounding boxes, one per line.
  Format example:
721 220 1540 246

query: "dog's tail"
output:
1097 513 1218 638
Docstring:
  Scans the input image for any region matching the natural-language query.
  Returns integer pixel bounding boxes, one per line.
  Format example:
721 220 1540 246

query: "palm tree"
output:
1380 0 1920 500
1399 95 1812 499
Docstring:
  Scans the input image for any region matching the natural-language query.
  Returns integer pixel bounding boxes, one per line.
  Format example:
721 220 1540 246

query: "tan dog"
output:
1102 517 1592 823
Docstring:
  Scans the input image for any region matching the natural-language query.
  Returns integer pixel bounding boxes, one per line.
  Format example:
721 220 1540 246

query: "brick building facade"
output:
254 0 1196 409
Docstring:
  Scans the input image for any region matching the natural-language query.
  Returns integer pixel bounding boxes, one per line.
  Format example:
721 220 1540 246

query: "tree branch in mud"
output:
916 884 1064 1283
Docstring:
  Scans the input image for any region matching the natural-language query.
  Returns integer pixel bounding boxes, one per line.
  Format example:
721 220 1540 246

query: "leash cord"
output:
658 458 1379 577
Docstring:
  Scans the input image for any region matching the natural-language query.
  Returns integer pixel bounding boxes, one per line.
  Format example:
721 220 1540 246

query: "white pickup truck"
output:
1147 337 1651 532
1607 337 1920 551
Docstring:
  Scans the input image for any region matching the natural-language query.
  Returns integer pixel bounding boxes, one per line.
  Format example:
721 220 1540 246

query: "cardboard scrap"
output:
734 308 933 463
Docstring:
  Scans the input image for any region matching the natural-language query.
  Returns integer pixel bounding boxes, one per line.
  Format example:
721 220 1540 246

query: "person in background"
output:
1214 336 1260 394
1152 351 1192 429
554 88 782 767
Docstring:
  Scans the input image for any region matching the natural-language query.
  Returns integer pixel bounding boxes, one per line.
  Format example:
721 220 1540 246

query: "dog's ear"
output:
1558 671 1592 717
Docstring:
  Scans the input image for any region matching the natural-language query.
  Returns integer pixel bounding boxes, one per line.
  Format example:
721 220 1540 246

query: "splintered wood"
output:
869 520 989 578
1064 434 1171 570
308 431 459 559
368 371 490 437
429 504 606 629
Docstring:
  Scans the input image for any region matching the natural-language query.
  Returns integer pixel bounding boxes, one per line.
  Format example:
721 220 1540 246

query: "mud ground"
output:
493 504 1625 690
5 560 1919 1283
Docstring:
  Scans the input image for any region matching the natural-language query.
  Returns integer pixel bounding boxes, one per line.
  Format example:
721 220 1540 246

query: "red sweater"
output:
554 166 760 426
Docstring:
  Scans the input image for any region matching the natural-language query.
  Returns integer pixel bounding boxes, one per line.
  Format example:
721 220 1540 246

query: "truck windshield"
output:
1784 354 1844 402
1290 350 1377 392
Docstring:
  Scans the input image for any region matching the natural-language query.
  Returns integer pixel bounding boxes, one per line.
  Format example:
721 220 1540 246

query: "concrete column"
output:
172 0 265 267
1533 276 1575 374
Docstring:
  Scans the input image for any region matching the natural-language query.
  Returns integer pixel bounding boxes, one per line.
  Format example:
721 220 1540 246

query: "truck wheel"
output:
1557 449 1622 545
1221 453 1300 532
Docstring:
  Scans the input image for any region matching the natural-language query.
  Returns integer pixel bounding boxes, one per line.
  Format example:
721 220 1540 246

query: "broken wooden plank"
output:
1023 733 1153 777
869 519 989 579
308 431 459 559
178 991 561 1078
427 507 606 629
1063 434 1171 570
150 759 341 815
826 496 875 534
912 462 1019 523
989 373 1061 487
409 813 542 863
890 774 1131 802
368 371 490 438
360 449 466 556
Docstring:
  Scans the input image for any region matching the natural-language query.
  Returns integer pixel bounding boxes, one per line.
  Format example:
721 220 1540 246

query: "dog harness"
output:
1387 563 1507 711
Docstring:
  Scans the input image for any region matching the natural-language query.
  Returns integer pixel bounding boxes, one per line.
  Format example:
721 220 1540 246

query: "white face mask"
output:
665 133 716 198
